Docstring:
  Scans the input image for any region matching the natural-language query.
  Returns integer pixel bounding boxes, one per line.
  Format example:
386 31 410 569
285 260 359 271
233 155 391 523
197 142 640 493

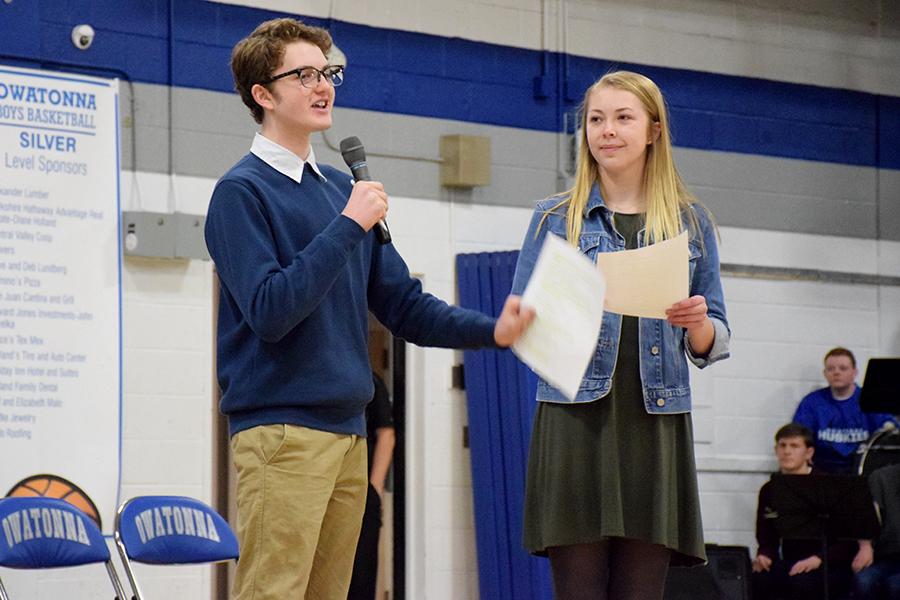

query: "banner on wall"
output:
0 65 121 533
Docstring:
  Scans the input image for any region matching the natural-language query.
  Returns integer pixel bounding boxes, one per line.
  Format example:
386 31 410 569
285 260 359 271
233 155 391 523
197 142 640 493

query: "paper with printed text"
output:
512 234 606 401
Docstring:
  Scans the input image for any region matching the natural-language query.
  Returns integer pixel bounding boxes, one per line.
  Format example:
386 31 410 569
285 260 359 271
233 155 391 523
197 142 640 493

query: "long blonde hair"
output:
547 71 698 245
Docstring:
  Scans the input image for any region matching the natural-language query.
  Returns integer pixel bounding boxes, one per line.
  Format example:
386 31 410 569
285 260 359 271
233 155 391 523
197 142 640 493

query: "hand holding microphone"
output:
340 137 392 244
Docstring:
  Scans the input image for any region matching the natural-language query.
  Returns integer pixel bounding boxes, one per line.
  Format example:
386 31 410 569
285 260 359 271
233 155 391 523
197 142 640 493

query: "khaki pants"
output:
230 424 368 600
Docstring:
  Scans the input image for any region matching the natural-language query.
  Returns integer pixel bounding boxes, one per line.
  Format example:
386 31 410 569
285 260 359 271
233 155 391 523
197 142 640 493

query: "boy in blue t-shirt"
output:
793 347 896 474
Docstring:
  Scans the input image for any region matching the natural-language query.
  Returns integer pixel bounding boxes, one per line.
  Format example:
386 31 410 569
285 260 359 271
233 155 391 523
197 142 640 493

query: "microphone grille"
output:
339 136 366 166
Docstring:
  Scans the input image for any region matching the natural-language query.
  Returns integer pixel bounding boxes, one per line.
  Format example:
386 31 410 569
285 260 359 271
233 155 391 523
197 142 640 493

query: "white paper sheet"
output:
595 230 689 319
512 234 606 401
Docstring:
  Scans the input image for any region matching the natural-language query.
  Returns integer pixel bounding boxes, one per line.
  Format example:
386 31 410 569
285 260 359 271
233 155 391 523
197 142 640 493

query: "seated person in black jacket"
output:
854 463 900 599
752 423 872 600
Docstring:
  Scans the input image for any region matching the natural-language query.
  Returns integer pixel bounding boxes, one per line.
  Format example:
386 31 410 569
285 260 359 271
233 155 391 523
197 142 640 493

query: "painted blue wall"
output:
1 0 896 169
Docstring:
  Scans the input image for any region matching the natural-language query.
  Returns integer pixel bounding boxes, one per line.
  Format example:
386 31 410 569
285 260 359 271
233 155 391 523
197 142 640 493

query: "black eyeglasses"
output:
262 65 344 88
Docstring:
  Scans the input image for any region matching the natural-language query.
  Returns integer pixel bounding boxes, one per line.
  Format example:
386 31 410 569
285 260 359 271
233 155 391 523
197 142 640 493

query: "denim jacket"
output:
511 184 730 414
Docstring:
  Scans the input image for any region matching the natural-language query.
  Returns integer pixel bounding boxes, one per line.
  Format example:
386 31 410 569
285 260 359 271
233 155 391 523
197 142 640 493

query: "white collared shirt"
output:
250 132 326 184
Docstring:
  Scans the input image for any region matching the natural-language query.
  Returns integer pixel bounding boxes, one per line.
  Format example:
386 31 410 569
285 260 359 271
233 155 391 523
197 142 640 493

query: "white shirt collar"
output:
250 132 326 184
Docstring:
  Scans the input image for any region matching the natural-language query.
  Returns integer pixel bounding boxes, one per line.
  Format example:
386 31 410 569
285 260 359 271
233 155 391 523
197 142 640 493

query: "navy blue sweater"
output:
205 154 497 437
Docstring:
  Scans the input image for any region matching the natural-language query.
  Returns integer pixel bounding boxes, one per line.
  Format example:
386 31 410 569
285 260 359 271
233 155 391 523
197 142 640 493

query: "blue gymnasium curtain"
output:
456 251 553 600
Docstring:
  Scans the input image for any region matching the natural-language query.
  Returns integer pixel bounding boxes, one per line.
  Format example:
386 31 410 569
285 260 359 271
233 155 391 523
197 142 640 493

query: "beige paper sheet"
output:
595 230 689 319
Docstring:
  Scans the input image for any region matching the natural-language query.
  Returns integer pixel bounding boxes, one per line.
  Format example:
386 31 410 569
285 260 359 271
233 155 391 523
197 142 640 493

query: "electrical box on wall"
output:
174 212 208 260
439 134 491 187
122 211 209 260
123 212 175 258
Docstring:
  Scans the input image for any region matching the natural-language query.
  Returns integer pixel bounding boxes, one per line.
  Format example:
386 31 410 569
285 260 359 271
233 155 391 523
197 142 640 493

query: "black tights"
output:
548 537 671 600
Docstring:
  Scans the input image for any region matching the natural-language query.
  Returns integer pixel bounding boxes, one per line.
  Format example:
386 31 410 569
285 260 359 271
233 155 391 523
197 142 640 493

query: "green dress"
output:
522 212 706 566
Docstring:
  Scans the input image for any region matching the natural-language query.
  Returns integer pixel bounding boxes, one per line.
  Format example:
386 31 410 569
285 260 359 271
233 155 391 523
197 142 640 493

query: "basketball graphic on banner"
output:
5 474 103 529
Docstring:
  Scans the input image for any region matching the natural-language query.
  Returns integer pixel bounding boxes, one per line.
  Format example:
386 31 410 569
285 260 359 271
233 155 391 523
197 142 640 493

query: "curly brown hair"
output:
230 18 333 124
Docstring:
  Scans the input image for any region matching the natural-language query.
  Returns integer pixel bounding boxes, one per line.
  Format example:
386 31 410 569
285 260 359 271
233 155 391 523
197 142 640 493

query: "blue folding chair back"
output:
115 495 238 600
0 497 127 599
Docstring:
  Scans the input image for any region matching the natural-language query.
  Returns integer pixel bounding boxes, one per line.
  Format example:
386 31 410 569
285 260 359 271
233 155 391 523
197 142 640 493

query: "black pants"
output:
348 483 383 600
751 559 852 600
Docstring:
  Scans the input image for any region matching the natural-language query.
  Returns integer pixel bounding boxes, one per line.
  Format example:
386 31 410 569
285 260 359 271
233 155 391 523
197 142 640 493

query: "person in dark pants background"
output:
854 463 900 599
348 373 395 600
752 423 869 599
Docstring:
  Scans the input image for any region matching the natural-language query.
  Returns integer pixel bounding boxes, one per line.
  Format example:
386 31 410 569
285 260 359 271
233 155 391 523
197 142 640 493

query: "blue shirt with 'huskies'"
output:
793 385 896 473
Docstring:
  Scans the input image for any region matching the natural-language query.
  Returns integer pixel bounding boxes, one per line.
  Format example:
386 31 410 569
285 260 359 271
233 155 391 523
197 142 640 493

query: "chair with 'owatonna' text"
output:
114 495 238 600
0 496 128 599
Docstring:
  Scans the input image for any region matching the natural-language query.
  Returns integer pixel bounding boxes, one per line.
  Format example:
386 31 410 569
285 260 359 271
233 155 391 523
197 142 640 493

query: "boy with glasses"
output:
205 18 533 600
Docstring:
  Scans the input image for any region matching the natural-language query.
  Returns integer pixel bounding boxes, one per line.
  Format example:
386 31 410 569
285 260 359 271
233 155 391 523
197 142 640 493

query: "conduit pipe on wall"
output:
165 0 177 215
555 0 575 192
721 264 900 287
320 129 443 165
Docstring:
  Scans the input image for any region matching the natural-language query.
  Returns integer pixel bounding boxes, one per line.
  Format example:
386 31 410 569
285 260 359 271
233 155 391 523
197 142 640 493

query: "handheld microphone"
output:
340 136 391 244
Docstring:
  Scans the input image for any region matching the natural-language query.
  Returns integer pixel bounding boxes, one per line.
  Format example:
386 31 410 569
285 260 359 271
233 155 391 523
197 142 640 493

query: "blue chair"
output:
0 497 128 599
114 495 239 600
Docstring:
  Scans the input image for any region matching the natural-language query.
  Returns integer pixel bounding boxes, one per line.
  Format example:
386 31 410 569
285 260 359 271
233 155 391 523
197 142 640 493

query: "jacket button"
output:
656 398 665 407
650 345 660 355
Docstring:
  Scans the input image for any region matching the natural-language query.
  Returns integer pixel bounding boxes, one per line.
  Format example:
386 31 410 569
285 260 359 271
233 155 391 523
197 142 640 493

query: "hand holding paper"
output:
666 294 715 355
493 295 536 347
